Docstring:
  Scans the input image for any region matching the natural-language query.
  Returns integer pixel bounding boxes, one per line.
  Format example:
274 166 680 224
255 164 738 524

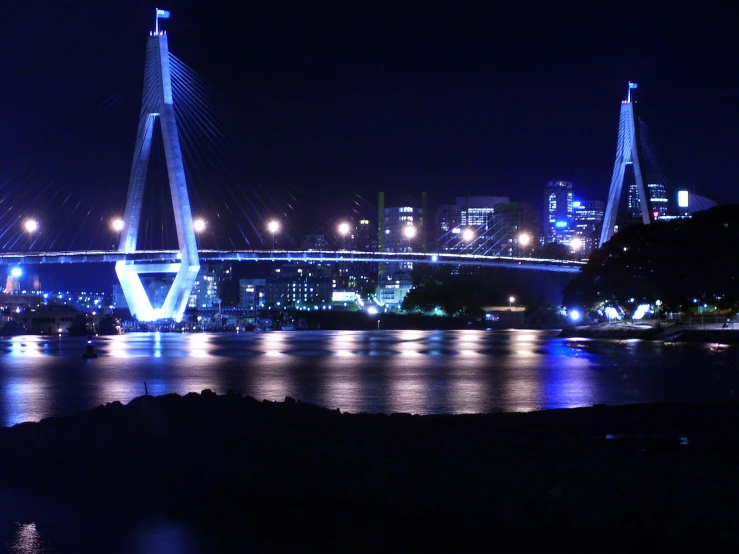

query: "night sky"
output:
1 1 738 287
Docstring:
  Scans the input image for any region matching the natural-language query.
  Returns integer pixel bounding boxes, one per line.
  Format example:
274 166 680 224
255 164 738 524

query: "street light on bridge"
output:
268 220 279 250
518 232 531 257
111 218 125 232
193 218 206 233
403 225 416 250
10 267 22 295
23 218 39 234
462 228 475 251
338 222 351 250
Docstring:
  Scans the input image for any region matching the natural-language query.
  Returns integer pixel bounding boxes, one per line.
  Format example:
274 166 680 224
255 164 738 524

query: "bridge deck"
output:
0 250 584 272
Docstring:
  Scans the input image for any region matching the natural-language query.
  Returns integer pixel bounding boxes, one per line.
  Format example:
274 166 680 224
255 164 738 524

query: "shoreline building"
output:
377 192 427 309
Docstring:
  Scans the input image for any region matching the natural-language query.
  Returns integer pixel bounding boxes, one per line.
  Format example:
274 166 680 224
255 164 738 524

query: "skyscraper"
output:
573 200 605 253
628 182 669 220
543 181 574 244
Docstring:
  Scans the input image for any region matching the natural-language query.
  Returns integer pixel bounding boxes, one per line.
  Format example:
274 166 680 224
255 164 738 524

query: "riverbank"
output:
559 322 739 343
2 391 739 552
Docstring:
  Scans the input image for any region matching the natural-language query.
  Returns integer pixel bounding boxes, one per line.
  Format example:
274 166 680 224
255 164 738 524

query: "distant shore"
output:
559 322 739 343
3 391 739 551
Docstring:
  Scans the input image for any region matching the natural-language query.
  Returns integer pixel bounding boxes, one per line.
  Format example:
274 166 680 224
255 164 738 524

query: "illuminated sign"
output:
678 190 689 208
573 201 581 208
555 221 568 228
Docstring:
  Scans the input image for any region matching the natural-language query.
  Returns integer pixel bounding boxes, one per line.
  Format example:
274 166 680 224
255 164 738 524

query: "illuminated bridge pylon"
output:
599 82 653 246
116 12 199 322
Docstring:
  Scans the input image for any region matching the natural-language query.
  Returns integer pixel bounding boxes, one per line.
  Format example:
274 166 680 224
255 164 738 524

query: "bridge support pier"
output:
599 84 652 247
116 28 199 322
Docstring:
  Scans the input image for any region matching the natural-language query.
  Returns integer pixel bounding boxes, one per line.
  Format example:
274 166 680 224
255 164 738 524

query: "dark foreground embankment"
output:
3 392 739 552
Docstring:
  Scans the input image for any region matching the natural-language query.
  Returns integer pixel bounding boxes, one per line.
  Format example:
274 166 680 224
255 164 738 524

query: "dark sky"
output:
1 0 738 257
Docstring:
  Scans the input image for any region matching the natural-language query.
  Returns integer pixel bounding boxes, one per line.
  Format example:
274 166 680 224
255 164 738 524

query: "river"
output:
2 329 739 428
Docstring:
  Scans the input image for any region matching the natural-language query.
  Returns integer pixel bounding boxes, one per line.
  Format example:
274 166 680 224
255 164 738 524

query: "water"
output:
2 329 739 428
2 329 739 552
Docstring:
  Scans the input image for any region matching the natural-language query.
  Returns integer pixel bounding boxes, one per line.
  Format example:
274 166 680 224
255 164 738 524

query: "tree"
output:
563 204 739 314
531 242 570 260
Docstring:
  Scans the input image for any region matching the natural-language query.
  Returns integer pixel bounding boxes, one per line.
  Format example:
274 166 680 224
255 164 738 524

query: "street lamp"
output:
509 296 515 310
268 220 279 250
23 218 39 234
193 218 206 233
462 228 475 243
570 237 583 252
338 222 351 250
518 232 531 256
111 218 124 232
10 267 22 295
403 225 416 251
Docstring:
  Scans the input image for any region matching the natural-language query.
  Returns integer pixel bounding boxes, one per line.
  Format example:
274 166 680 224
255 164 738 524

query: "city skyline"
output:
0 2 737 259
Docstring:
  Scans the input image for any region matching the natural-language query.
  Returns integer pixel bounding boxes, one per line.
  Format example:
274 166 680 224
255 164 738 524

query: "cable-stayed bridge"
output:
1 11 665 322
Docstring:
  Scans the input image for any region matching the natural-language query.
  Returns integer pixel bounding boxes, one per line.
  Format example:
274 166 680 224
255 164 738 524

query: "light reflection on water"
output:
2 329 739 426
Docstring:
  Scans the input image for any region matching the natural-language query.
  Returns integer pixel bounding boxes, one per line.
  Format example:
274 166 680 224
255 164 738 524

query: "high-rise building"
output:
628 182 669 220
381 206 426 253
300 234 328 250
543 181 574 244
474 202 539 256
355 219 375 251
573 200 605 254
433 196 508 252
238 278 266 321
189 264 229 308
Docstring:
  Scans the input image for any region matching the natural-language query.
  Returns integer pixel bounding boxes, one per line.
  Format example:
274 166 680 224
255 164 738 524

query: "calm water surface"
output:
2 329 739 427
3 329 739 552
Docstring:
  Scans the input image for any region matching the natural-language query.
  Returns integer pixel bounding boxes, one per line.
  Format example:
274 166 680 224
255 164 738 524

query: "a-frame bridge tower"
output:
115 11 199 322
599 82 653 247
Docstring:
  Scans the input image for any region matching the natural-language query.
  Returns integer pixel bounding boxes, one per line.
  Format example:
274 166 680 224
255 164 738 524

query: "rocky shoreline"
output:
3 391 739 552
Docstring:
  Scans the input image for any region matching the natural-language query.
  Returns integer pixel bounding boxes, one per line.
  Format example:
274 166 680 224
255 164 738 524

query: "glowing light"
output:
193 218 206 233
268 220 279 234
605 307 621 320
403 225 416 239
633 304 651 320
24 218 39 233
555 221 567 228
338 222 351 236
570 309 581 321
10 267 22 278
111 218 125 232
678 190 689 208
462 228 474 242
518 232 531 246
571 237 583 250
367 306 378 315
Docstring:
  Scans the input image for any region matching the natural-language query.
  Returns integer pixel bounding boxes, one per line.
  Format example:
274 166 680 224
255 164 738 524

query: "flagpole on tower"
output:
627 81 638 103
154 8 171 35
